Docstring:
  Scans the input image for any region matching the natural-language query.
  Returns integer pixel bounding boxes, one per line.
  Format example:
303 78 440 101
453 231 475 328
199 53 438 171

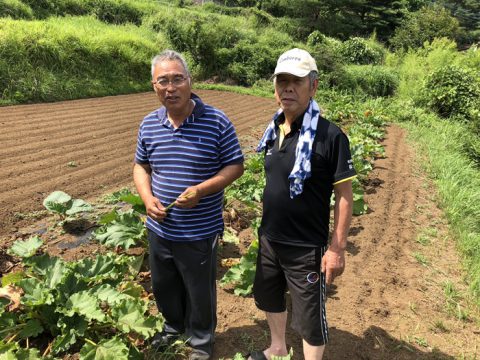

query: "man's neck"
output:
283 108 305 126
167 100 194 128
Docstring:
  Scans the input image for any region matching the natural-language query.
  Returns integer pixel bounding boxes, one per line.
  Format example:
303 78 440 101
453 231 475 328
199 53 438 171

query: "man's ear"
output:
310 78 319 97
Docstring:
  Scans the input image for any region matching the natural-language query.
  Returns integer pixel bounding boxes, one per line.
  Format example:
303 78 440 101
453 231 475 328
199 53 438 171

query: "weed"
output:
430 320 449 333
416 234 431 246
413 252 429 266
414 336 429 347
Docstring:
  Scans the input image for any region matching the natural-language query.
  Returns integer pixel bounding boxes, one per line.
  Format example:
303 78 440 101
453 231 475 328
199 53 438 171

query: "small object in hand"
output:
166 192 194 210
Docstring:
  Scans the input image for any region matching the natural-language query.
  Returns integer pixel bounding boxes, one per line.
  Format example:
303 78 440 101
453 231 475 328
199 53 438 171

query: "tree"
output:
390 4 461 50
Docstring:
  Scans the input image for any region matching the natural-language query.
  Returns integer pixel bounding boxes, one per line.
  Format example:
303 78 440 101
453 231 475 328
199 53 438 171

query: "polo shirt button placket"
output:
173 128 182 141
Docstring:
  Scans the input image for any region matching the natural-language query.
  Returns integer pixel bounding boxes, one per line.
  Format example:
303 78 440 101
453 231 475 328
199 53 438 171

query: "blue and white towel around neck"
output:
256 99 321 199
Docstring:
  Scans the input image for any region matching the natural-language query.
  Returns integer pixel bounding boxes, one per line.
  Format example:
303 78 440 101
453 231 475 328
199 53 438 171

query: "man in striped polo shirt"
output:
133 50 244 360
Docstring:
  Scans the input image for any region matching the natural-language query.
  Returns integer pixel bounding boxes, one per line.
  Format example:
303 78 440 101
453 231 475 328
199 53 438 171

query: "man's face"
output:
152 60 191 114
274 73 317 119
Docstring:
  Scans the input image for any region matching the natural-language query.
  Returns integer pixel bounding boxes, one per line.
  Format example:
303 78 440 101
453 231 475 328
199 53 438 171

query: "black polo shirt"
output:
260 113 356 247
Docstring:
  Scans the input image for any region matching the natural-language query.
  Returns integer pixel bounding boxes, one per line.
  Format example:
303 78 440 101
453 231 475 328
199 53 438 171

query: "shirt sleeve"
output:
219 119 244 166
134 124 149 164
330 132 357 184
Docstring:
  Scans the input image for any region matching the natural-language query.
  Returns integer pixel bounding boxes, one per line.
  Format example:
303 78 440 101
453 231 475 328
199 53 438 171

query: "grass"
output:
0 16 159 105
443 280 470 321
193 82 274 99
413 252 429 266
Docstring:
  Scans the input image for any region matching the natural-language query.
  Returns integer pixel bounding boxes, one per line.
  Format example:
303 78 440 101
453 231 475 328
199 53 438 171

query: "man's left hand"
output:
175 186 202 209
321 247 345 285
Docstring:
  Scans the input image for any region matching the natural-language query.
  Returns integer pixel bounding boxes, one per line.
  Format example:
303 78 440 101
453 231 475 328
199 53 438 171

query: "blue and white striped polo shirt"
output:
135 93 244 241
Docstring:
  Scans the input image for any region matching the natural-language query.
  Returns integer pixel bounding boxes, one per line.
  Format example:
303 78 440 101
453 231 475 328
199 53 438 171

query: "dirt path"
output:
0 93 478 359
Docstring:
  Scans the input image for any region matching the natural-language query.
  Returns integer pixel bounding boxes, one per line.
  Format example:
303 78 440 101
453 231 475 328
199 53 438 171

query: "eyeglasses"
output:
153 75 189 88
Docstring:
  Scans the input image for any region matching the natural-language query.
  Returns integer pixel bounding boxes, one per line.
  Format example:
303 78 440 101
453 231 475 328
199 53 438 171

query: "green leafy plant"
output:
220 238 258 296
7 236 43 258
0 238 161 358
94 210 147 249
43 191 92 224
225 153 265 207
421 64 480 121
340 37 385 65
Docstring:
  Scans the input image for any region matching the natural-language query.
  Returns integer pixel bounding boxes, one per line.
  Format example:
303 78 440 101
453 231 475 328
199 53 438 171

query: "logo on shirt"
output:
266 149 273 156
348 159 353 170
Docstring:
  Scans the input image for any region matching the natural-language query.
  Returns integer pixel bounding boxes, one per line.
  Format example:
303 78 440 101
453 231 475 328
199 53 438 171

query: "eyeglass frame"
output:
152 74 190 88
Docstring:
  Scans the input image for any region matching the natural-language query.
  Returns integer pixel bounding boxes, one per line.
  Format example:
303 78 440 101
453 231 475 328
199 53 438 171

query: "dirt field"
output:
0 91 478 359
0 90 277 238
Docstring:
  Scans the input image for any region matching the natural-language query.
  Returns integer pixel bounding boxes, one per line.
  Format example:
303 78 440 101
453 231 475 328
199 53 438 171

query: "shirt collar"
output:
274 108 307 133
156 93 205 126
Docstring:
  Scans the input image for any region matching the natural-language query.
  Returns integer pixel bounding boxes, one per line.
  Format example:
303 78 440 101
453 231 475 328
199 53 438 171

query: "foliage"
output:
335 65 399 97
0 16 157 105
7 236 43 258
390 4 461 50
390 38 461 103
220 235 259 296
420 64 480 121
224 0 409 41
94 210 147 249
20 0 91 18
0 0 33 19
225 154 265 207
17 0 159 23
339 37 386 65
437 0 480 44
0 239 162 358
43 191 93 218
89 0 144 25
307 40 345 89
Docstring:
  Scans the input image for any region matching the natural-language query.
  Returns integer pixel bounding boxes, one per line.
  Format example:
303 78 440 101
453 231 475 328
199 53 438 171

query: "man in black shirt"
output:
249 48 356 360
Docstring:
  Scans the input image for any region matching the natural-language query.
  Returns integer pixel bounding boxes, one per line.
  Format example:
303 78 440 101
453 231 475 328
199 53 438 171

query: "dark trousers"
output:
148 230 218 355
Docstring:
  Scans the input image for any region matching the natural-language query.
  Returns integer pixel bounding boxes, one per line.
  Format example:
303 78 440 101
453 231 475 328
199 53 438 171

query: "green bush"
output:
14 0 158 23
339 37 385 65
334 65 399 97
390 5 461 50
20 0 91 18
420 65 480 120
0 17 157 104
89 0 143 25
307 30 326 47
308 42 345 89
0 0 33 19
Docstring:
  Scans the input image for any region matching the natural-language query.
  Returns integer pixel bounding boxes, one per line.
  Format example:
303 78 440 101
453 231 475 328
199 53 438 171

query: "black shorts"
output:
253 234 329 346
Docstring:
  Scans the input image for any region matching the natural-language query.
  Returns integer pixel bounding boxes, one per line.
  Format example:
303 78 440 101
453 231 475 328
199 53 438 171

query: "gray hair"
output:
308 71 318 89
151 50 191 78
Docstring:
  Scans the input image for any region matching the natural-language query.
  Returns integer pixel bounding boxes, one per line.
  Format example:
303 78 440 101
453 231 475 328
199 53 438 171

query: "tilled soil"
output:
0 90 276 238
0 92 478 359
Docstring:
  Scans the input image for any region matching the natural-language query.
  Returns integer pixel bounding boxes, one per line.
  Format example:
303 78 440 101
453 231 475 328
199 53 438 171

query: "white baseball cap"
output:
273 48 318 78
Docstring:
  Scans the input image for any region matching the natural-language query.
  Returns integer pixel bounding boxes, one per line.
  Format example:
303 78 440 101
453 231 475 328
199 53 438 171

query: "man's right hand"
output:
144 196 166 222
